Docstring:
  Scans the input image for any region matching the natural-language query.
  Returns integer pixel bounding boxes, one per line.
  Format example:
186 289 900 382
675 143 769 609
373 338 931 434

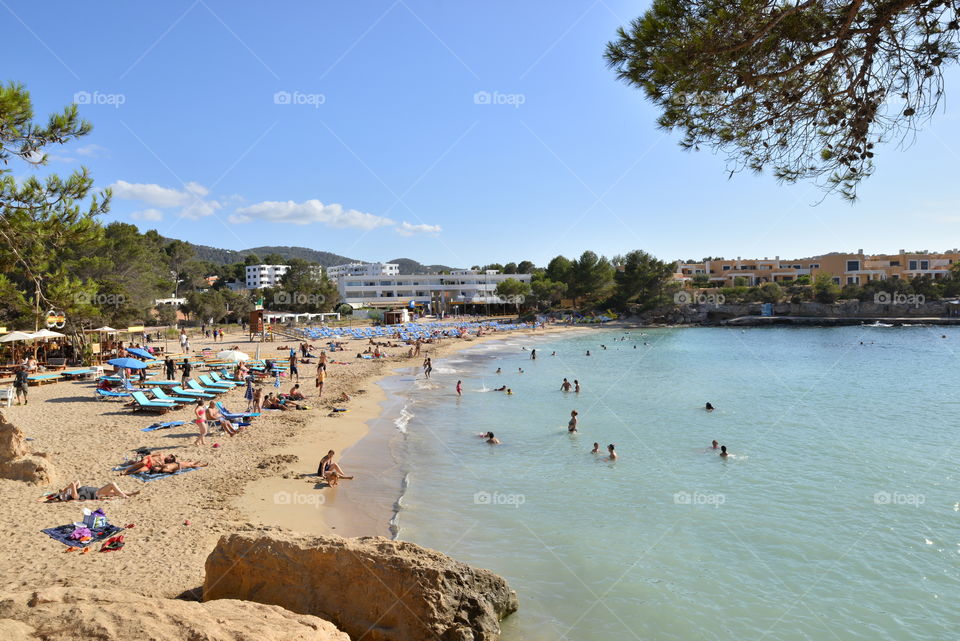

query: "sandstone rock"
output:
0 414 28 461
0 587 349 641
204 532 518 641
0 413 54 485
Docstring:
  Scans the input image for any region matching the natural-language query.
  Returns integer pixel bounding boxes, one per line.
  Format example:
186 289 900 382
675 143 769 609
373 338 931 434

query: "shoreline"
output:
235 324 586 539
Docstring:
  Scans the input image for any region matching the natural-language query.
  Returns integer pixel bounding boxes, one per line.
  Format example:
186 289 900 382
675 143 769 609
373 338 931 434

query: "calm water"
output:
377 327 960 641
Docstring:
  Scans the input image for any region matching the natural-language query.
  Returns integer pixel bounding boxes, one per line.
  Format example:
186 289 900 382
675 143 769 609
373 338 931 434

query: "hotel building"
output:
334 268 532 309
674 250 960 287
326 262 400 281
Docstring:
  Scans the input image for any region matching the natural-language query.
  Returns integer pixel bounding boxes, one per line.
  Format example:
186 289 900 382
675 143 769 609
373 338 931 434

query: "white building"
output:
327 262 400 282
245 264 290 289
335 269 531 308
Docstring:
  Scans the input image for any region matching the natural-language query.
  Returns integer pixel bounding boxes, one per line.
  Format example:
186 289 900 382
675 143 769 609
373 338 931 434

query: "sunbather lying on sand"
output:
153 455 209 474
120 453 163 475
53 480 139 501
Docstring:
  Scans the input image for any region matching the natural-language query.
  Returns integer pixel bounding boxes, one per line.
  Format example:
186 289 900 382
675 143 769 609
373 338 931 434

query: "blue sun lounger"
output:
171 385 214 399
187 379 223 395
198 374 234 390
152 388 194 404
96 388 130 400
215 401 259 420
129 391 175 414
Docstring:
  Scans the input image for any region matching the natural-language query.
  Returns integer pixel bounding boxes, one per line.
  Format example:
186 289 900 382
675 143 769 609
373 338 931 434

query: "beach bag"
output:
82 507 108 529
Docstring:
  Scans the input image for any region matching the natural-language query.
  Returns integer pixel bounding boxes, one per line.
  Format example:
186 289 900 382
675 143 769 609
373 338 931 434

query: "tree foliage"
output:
606 0 960 199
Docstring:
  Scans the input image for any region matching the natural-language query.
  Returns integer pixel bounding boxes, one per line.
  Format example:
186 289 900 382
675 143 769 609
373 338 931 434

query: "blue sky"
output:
7 0 960 268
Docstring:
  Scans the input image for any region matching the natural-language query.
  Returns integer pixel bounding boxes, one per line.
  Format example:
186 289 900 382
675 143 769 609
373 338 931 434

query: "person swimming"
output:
496 367 501 374
486 432 501 445
586 350 591 356
494 385 507 392
711 440 719 449
568 410 578 432
705 402 714 411
506 388 513 395
607 444 617 460
591 442 600 453
720 445 729 458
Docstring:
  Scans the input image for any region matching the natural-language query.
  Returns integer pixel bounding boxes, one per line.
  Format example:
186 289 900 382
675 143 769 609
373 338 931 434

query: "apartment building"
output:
336 269 531 308
326 262 399 282
674 250 960 287
245 264 291 289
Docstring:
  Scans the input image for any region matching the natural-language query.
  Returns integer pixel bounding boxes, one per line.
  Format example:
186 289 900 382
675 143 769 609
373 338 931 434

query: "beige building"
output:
674 250 960 287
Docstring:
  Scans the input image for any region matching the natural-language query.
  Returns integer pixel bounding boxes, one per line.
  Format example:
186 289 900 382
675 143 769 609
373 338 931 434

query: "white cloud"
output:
110 180 193 208
229 199 395 230
396 221 442 236
130 208 164 222
75 144 107 157
109 180 221 220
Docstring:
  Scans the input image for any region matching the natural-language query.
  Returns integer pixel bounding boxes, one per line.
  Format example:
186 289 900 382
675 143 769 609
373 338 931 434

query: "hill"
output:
389 257 458 274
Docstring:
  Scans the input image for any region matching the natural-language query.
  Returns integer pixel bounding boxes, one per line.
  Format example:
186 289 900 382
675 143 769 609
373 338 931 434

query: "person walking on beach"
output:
180 358 192 387
315 366 326 398
164 356 175 381
456 380 462 396
318 350 327 371
568 410 578 432
561 378 571 392
13 366 28 405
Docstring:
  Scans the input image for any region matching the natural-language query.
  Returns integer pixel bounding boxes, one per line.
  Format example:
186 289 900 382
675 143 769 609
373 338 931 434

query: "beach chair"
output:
187 379 223 395
171 385 215 399
198 374 235 390
27 373 61 386
215 401 259 420
152 388 194 404
95 388 130 401
209 372 239 385
0 385 13 407
129 391 174 414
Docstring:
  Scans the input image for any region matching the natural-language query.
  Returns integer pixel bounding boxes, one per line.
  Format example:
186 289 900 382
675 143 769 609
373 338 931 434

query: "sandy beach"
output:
0 322 577 600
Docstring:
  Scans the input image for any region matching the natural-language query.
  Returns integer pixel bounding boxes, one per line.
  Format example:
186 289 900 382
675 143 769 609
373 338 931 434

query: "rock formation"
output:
0 412 54 485
0 587 350 641
204 532 518 641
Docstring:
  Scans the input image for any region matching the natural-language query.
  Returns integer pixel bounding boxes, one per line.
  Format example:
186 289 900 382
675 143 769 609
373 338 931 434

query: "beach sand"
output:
0 322 576 600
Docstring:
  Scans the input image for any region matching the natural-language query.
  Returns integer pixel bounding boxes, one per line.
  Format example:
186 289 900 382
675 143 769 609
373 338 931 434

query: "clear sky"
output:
7 1 960 268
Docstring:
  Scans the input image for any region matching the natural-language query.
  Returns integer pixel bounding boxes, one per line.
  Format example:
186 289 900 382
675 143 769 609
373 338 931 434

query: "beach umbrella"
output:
32 329 66 339
88 326 118 333
217 349 250 362
126 347 153 359
0 331 37 342
106 357 148 369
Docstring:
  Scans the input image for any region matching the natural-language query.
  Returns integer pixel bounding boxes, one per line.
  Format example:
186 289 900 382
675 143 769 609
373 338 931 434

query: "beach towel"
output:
42 523 123 548
130 467 202 482
141 420 186 432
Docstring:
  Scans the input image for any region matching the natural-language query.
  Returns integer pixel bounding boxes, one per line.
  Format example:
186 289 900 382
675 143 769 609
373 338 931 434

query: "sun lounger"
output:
187 379 223 395
171 385 214 399
208 372 239 386
152 388 194 404
61 368 93 379
198 374 234 390
129 391 175 414
27 373 61 385
215 401 260 420
96 389 130 401
141 420 186 432
140 379 181 387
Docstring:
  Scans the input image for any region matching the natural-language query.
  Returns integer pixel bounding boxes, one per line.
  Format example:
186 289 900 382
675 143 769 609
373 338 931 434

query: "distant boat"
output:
863 321 894 327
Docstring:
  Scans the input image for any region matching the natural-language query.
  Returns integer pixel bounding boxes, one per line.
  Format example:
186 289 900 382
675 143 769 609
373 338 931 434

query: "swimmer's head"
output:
712 440 718 448
720 445 727 454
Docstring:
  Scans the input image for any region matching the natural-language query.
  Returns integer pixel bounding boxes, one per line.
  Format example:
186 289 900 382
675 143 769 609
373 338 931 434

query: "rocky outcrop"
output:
0 587 349 641
204 532 518 641
0 413 54 485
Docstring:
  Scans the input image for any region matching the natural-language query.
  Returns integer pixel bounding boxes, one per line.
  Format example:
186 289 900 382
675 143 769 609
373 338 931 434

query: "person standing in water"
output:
531 348 536 360
561 378 571 392
568 410 578 432
423 357 432 379
607 444 617 460
591 442 600 453
456 380 462 396
574 380 581 393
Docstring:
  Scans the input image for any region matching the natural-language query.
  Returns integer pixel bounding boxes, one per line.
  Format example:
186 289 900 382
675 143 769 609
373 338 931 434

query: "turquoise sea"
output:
375 326 960 641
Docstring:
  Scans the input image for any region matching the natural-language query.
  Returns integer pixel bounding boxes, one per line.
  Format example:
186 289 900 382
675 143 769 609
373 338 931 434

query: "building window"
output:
846 260 860 271
810 263 820 269
908 260 918 270
832 277 841 285
847 276 858 284
722 265 731 271
920 260 929 270
890 261 900 266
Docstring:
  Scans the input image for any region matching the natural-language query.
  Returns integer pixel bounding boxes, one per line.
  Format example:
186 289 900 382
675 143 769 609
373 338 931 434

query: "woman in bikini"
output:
153 455 208 474
317 450 353 486
54 480 138 501
193 400 207 446
121 452 163 475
